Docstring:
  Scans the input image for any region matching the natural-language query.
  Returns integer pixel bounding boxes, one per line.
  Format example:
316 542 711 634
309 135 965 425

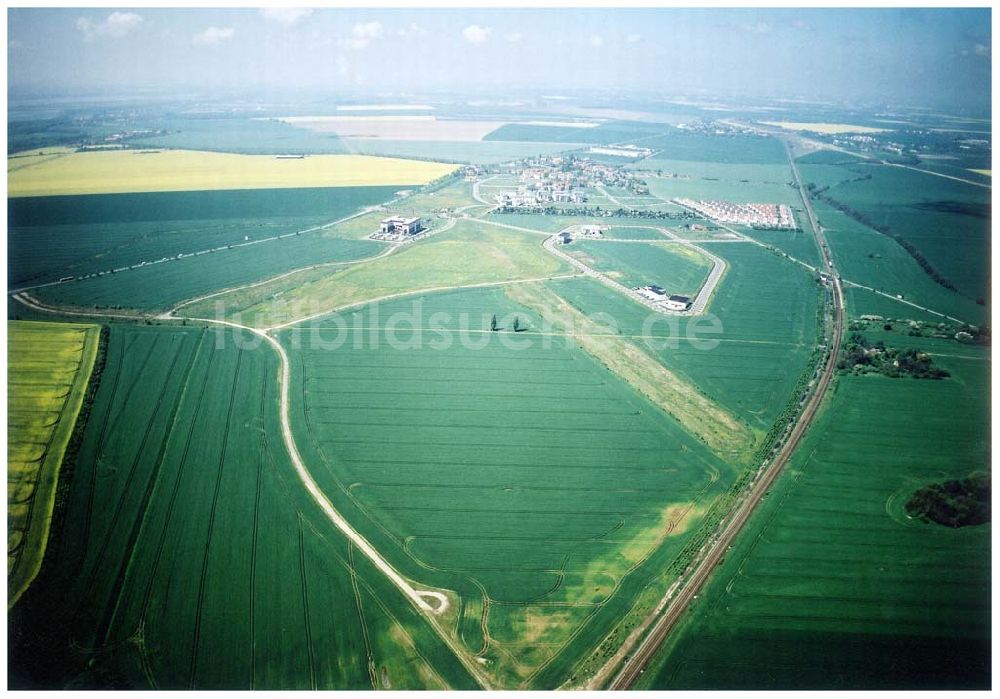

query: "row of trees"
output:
490 314 523 332
805 183 959 293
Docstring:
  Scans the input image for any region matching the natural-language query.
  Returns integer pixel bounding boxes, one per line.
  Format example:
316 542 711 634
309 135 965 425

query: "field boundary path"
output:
173 313 494 689
596 137 846 690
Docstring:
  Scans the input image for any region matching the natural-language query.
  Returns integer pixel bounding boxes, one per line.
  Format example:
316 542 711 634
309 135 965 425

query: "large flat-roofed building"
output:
636 285 667 302
380 216 423 236
665 294 691 311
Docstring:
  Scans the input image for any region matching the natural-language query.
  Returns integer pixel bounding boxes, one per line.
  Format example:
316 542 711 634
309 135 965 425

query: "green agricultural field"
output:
385 177 482 214
130 117 348 155
8 320 100 607
598 225 668 240
842 286 953 324
631 158 793 185
634 131 789 164
32 235 384 313
189 219 571 329
645 172 801 206
567 240 712 296
8 323 477 690
800 159 990 302
812 200 985 325
548 242 822 434
276 287 736 687
9 185 401 287
342 138 573 164
735 226 822 267
480 214 590 234
638 342 990 690
483 120 666 145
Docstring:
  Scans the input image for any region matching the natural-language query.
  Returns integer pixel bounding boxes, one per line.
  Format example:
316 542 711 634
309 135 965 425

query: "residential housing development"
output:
674 198 798 229
491 155 650 209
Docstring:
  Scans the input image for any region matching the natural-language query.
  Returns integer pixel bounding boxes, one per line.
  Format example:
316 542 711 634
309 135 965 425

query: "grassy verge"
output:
504 281 753 456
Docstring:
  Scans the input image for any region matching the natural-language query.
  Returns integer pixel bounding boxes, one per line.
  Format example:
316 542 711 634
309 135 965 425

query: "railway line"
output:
604 138 845 690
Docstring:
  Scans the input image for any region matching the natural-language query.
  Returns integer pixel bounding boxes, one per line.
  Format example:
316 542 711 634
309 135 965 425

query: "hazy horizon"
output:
7 7 992 114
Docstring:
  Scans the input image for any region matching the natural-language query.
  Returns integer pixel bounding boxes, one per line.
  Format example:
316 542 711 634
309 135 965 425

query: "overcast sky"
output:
7 7 992 112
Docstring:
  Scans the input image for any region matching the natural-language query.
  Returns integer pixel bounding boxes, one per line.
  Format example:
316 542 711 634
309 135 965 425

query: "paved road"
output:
471 174 499 207
613 224 728 316
605 137 846 690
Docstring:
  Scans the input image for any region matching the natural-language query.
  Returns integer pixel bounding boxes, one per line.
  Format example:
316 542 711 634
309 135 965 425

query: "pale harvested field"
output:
278 115 508 141
8 149 457 197
336 104 435 111
516 120 601 128
761 121 891 134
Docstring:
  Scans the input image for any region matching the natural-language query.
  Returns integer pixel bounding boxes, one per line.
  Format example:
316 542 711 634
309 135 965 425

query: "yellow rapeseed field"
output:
8 321 100 607
7 149 458 197
761 121 890 135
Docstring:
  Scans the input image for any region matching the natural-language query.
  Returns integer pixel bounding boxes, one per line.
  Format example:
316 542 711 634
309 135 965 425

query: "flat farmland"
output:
9 185 401 287
193 219 571 329
567 240 712 296
645 172 801 207
638 346 990 690
736 226 822 267
32 234 383 313
277 287 733 687
8 150 457 197
483 120 666 145
342 138 573 164
631 158 793 185
630 131 789 164
8 320 100 606
842 286 951 324
548 242 821 434
812 199 985 324
129 117 348 155
799 159 990 301
8 324 476 690
280 115 507 142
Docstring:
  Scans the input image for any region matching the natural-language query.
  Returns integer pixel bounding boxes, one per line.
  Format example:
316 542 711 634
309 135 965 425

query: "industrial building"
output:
636 285 667 301
665 295 691 311
379 216 423 236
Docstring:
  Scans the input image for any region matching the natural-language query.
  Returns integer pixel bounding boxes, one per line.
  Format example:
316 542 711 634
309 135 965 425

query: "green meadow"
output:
638 340 990 690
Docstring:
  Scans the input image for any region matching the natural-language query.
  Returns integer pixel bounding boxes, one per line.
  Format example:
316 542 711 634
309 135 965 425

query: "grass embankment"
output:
504 282 752 456
8 320 101 607
8 149 457 197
